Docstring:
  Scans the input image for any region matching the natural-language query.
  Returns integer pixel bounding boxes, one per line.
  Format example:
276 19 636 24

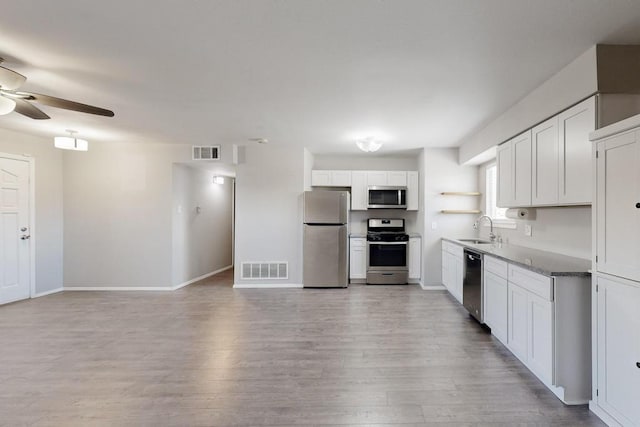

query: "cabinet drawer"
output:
485 255 508 279
350 238 366 248
508 264 553 301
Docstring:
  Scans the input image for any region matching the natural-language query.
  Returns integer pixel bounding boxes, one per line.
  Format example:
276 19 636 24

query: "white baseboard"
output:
233 283 303 289
65 286 173 291
589 401 622 427
421 284 446 290
172 265 232 290
33 287 64 298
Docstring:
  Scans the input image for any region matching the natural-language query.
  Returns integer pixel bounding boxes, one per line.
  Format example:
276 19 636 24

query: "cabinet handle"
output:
637 362 640 369
636 203 640 209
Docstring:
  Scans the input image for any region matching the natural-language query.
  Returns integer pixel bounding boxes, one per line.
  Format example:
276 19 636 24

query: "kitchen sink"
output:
457 238 492 244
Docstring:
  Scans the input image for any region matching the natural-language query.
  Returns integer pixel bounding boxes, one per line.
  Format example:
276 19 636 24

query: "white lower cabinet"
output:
594 274 640 426
484 269 508 344
441 241 463 303
507 282 530 363
527 292 553 385
408 237 421 282
349 237 367 280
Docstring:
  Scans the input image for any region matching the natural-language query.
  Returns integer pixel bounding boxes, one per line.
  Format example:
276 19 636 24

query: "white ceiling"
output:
2 0 640 155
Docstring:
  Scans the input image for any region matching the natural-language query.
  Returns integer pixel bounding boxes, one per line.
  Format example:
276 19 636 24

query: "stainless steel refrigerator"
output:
303 190 349 288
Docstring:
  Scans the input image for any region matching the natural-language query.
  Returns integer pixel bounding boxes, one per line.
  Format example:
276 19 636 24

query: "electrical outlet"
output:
524 224 532 237
431 221 438 230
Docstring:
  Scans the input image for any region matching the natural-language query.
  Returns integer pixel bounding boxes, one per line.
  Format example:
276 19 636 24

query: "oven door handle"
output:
367 242 408 245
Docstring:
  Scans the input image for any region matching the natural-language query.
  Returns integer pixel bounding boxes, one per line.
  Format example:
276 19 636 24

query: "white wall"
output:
0 129 64 295
63 142 191 288
234 145 305 286
423 148 479 286
477 162 591 259
460 46 598 164
171 164 233 286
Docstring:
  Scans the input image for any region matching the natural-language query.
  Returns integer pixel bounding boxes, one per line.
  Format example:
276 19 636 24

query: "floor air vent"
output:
192 145 221 160
241 262 288 280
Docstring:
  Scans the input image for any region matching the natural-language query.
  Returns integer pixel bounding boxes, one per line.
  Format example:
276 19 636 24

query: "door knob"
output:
20 235 30 240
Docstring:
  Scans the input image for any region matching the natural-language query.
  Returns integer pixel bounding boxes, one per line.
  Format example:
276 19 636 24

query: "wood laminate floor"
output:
1 270 603 426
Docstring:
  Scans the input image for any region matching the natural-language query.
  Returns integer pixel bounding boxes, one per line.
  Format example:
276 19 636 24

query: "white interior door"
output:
1 156 31 305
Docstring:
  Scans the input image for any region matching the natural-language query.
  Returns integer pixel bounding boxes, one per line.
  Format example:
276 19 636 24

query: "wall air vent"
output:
241 262 288 280
192 145 221 161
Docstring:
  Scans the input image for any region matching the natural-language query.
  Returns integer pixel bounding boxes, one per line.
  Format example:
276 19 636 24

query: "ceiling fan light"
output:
54 136 88 151
356 138 383 153
0 95 16 115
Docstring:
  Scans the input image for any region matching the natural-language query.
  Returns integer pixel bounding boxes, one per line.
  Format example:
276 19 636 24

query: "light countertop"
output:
443 237 591 277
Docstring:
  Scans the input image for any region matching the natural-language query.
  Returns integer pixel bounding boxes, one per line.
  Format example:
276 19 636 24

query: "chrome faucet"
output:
474 215 496 242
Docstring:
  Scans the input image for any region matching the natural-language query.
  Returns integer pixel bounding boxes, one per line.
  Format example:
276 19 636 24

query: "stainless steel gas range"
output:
366 218 409 285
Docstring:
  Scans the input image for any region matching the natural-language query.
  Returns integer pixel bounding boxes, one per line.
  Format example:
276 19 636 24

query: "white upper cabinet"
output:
558 97 596 204
512 130 532 207
532 116 560 206
350 171 368 211
366 171 388 186
596 130 640 281
497 96 596 208
496 142 513 208
311 170 352 187
406 171 419 211
366 171 407 187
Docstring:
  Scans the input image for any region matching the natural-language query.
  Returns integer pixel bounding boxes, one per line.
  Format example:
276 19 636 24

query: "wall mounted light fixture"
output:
54 129 88 151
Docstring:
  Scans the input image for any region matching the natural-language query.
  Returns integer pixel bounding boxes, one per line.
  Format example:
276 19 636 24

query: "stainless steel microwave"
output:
367 186 407 209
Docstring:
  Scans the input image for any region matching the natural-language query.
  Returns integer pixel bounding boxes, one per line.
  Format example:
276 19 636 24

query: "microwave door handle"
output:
398 189 401 205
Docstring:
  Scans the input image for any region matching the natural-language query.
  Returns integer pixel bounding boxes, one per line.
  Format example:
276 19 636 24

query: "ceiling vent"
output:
241 262 288 280
192 145 220 161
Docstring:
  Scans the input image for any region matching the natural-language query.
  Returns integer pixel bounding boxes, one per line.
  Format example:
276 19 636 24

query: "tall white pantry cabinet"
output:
590 115 640 427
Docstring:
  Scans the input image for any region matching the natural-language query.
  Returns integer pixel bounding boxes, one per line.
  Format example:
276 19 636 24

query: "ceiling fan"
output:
0 58 114 120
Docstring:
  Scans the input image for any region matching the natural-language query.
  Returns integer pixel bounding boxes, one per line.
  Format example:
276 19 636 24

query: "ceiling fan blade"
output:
0 66 26 90
12 98 50 120
17 91 114 117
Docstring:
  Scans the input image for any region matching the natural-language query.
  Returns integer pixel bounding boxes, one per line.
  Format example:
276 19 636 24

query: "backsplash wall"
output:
477 162 592 260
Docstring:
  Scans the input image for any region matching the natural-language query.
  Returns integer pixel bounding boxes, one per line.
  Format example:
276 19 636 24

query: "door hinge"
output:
596 389 599 397
595 255 598 263
596 151 599 159
596 284 598 292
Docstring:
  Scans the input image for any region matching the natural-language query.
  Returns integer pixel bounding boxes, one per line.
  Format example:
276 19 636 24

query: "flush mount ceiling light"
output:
54 129 88 151
213 176 225 185
356 137 383 153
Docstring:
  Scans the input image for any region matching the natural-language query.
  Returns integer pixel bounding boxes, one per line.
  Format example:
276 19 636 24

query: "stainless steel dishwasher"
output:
463 249 483 323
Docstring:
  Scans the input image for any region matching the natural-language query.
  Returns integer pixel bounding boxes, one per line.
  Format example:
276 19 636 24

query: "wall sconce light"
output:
54 129 88 151
213 176 225 185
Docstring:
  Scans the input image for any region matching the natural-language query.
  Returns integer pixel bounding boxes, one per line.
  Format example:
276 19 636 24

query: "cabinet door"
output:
349 238 367 279
406 171 419 211
508 283 529 363
350 171 368 211
441 249 450 289
596 132 640 281
558 96 595 204
311 170 332 186
512 130 532 207
453 255 464 304
596 275 640 426
527 292 554 385
496 141 513 208
367 171 387 186
409 237 421 280
387 171 407 186
484 270 508 344
331 170 352 187
532 116 559 205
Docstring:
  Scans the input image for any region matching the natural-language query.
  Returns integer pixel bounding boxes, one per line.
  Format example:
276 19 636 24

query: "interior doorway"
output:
0 153 34 305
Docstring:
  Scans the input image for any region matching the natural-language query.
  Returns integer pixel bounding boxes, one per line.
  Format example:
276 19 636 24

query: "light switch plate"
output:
431 221 438 230
524 224 532 237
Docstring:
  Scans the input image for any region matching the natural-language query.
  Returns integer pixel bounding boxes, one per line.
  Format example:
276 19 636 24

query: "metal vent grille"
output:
241 262 288 280
192 145 221 160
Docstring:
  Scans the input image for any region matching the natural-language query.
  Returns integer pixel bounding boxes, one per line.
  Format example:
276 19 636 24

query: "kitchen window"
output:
485 164 516 228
